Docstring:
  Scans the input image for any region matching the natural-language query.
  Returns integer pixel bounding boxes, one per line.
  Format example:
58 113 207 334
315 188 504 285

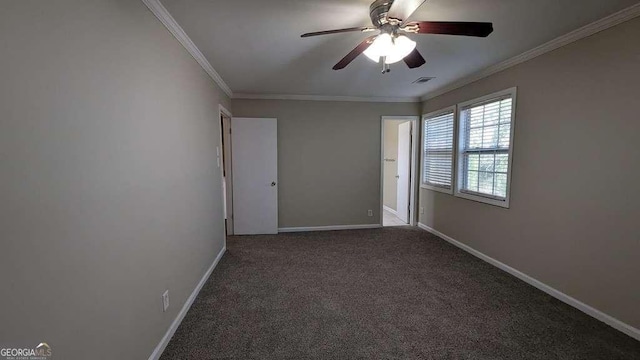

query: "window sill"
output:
421 184 453 195
454 190 510 208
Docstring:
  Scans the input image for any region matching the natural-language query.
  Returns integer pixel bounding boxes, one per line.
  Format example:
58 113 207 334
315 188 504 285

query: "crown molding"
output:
420 3 640 102
233 93 421 103
141 0 233 98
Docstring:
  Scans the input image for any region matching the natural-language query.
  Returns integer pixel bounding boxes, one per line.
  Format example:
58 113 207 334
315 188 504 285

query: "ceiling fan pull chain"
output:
380 57 391 74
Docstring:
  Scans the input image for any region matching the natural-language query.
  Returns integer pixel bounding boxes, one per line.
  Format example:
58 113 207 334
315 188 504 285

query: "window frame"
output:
454 87 517 208
420 105 456 195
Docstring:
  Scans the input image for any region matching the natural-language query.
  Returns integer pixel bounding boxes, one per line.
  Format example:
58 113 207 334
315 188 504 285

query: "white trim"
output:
422 107 457 120
218 105 233 235
454 87 517 209
416 223 640 342
278 224 382 233
420 3 640 101
148 246 227 360
383 205 398 217
219 104 232 118
140 0 233 98
379 117 385 227
233 93 420 103
409 117 420 226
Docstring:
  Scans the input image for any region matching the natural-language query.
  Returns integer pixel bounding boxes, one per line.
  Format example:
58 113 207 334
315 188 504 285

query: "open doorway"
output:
381 116 419 227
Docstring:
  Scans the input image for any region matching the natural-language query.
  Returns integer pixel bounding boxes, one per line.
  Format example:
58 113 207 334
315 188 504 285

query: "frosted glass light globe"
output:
363 33 393 61
364 34 416 64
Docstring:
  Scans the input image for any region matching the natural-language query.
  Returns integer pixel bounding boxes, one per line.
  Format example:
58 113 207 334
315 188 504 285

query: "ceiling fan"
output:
301 0 493 73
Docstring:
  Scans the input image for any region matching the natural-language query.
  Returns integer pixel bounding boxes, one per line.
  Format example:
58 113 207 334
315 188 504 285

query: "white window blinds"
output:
459 96 513 200
422 111 454 189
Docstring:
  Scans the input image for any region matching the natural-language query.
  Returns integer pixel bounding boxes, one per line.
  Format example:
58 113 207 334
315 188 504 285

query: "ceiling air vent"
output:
412 77 435 84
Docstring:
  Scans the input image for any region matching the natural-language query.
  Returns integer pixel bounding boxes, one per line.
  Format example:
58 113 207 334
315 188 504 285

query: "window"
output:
421 107 455 194
455 88 516 208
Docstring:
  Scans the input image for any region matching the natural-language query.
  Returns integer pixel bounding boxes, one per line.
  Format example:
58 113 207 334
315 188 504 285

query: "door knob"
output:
395 175 400 179
271 181 276 187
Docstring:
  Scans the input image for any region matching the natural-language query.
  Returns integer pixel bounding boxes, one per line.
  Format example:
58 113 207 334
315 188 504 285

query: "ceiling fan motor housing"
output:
370 0 394 27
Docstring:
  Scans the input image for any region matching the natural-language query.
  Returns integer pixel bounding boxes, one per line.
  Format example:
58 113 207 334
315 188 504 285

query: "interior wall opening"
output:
381 117 418 227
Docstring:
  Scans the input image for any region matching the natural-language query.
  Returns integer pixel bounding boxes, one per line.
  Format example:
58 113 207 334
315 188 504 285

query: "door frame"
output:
219 104 233 237
380 116 420 226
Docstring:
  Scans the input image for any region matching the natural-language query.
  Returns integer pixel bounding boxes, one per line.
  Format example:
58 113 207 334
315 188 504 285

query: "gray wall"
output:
232 100 420 228
419 18 640 329
0 1 230 359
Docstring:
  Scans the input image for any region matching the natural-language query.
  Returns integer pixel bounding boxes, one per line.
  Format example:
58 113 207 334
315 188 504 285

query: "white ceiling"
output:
160 0 638 99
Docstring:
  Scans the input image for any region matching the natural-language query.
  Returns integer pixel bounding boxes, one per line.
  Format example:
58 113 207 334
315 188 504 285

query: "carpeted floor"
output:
160 227 640 359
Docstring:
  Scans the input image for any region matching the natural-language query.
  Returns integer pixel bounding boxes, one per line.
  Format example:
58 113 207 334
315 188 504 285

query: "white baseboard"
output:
416 223 640 341
278 224 382 233
148 246 227 360
383 205 398 216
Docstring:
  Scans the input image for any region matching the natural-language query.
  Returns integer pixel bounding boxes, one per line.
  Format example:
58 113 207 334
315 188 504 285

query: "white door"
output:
231 118 278 234
396 122 411 223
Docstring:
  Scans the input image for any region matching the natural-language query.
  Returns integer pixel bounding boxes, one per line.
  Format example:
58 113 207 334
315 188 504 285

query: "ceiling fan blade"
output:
301 27 376 38
387 0 427 25
333 36 377 70
406 21 493 37
403 48 426 69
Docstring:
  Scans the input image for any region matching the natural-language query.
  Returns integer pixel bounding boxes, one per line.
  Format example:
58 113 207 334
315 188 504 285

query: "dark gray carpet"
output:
160 227 640 359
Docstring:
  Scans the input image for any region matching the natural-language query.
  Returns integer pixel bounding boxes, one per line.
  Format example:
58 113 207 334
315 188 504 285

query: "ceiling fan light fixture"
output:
363 34 416 64
386 35 417 63
301 0 492 71
363 33 393 61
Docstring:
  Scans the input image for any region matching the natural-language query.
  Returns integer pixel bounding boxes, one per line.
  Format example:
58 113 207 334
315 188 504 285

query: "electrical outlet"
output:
162 290 169 312
367 210 373 217
420 207 425 214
